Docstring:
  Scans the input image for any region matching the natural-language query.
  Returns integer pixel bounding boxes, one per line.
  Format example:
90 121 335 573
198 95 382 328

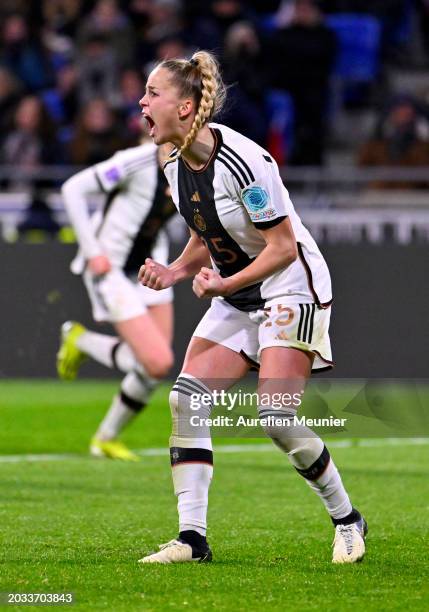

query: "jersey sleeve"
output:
239 155 289 230
94 152 128 192
94 144 157 192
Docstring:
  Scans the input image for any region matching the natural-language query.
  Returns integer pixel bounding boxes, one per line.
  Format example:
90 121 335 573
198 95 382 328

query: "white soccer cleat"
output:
332 517 368 564
138 539 212 564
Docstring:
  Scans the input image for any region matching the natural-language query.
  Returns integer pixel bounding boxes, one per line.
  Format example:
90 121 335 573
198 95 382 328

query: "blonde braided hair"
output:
160 51 226 161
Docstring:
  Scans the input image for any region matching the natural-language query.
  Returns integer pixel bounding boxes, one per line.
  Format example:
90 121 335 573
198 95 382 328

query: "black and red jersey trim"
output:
297 242 333 309
254 215 287 230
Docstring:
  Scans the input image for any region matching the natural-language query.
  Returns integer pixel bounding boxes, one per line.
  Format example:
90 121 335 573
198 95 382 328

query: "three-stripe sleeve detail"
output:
217 145 255 190
217 153 246 189
218 147 251 188
221 144 255 182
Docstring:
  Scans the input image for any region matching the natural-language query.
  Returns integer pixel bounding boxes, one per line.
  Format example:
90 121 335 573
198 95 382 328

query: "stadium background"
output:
1 0 428 379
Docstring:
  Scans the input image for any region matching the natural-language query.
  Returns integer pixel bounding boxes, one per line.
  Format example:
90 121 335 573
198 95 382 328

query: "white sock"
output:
169 374 214 536
77 331 138 372
259 407 352 521
172 462 213 536
95 371 158 440
302 456 352 519
95 394 138 441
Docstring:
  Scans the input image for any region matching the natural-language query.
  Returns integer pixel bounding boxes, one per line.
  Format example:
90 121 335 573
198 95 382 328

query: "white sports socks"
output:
95 371 158 441
76 331 138 373
169 374 214 536
259 406 352 520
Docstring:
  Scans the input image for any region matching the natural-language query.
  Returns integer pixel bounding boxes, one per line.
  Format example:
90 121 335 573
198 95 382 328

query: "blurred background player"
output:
57 134 177 461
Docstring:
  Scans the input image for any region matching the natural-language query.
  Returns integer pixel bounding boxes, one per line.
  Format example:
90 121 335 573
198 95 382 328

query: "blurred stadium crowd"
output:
1 0 429 237
0 0 429 240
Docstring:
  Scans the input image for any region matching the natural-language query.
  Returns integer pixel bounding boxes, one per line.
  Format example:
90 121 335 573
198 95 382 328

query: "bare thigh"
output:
147 302 174 344
114 305 174 378
182 337 250 392
258 346 314 399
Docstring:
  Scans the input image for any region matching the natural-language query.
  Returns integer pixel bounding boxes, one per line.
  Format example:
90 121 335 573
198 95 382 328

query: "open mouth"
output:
143 114 156 137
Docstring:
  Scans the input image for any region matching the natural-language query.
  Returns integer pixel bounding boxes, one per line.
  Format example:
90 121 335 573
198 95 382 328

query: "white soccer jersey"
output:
89 143 176 273
164 123 332 312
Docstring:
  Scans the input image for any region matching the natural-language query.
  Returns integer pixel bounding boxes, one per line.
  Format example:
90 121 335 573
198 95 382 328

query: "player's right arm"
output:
61 167 111 275
63 145 148 275
138 229 211 290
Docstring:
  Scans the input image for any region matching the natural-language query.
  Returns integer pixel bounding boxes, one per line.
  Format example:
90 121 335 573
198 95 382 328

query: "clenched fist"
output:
138 258 175 290
192 267 230 298
88 254 111 276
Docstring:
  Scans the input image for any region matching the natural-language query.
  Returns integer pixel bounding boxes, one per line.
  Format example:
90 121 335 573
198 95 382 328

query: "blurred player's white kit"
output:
69 143 174 321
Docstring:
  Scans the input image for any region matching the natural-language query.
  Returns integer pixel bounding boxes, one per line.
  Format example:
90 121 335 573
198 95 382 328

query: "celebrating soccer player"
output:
138 50 367 563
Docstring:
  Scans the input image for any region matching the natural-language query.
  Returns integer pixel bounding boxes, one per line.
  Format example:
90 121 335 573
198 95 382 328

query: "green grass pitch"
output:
0 380 428 611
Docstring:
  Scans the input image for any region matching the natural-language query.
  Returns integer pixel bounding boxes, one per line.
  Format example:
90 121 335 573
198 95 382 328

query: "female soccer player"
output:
138 51 367 562
57 138 176 461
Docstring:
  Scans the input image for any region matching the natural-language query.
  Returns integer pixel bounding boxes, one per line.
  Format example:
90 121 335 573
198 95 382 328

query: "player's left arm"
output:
193 217 297 298
193 153 297 299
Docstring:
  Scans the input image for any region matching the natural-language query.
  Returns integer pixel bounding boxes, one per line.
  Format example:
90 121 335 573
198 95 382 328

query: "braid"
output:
160 51 226 162
179 53 219 156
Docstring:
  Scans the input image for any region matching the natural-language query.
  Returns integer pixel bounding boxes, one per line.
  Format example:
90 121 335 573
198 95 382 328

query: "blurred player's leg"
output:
90 370 157 461
57 304 173 379
57 321 136 378
90 304 173 460
259 347 367 563
90 305 173 459
115 304 173 380
58 304 173 460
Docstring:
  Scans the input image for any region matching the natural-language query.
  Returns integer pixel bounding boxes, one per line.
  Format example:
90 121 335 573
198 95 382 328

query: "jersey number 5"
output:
201 236 238 265
263 305 294 328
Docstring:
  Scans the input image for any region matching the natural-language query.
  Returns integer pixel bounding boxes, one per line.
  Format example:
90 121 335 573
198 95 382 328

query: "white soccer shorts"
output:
83 269 173 323
192 297 333 371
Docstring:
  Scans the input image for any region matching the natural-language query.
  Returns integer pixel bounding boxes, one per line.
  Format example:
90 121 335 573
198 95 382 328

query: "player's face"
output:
139 67 192 146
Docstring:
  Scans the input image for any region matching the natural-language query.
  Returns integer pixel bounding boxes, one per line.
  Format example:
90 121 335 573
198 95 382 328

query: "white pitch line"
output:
0 453 76 463
0 438 427 463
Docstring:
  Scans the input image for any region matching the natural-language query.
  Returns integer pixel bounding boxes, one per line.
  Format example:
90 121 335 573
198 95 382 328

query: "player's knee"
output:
258 404 325 465
287 437 325 471
139 347 174 379
169 375 211 420
169 386 179 420
258 406 296 441
169 384 193 420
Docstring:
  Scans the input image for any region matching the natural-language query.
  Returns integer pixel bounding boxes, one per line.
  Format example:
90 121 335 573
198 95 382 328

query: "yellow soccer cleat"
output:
90 438 140 461
57 321 87 381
